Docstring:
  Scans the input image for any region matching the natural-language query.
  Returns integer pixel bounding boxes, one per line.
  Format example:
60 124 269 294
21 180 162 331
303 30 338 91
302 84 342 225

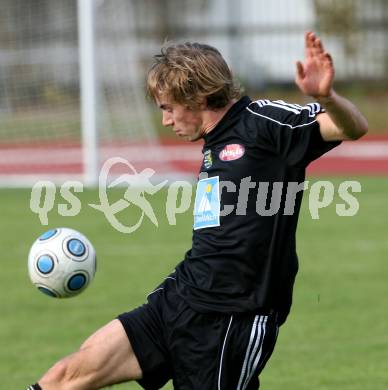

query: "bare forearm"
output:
316 90 368 140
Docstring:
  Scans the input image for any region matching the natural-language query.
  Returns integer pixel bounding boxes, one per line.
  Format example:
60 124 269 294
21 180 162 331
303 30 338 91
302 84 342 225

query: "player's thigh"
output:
40 319 142 389
78 319 142 385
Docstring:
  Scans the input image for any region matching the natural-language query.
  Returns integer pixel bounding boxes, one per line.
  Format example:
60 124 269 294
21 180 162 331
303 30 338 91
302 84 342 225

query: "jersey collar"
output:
203 96 252 145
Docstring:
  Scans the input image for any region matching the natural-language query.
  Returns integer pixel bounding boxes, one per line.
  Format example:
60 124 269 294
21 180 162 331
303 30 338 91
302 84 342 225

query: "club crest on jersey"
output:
219 144 245 161
193 176 220 230
203 149 213 169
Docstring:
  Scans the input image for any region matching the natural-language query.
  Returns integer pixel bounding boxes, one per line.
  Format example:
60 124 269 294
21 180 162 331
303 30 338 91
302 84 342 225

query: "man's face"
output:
156 98 204 142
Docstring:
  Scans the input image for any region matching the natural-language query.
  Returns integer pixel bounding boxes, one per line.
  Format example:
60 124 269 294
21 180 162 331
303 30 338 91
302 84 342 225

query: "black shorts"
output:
118 276 279 390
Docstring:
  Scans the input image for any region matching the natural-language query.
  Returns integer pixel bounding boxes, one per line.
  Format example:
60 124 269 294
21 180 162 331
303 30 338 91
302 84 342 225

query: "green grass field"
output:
1 177 387 389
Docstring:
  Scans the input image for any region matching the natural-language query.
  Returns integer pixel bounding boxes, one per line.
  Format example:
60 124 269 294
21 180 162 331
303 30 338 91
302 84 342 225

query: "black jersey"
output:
175 96 340 324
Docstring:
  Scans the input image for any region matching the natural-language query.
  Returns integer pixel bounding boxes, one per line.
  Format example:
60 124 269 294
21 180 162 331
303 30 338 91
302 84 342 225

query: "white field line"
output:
0 145 202 164
0 142 386 166
326 141 388 159
0 172 197 187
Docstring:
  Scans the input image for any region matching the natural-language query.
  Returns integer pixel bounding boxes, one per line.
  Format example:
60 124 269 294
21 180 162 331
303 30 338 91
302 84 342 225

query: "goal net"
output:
0 0 201 186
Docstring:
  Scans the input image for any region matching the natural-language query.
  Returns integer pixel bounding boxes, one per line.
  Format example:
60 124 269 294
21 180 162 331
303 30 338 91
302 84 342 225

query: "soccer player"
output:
28 31 368 390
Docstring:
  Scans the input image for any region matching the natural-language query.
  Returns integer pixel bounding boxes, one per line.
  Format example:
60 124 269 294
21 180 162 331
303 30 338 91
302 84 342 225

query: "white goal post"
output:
78 0 98 186
0 0 199 187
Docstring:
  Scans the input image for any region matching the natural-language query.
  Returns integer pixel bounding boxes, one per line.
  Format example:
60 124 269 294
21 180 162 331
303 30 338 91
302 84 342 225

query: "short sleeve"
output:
247 99 341 167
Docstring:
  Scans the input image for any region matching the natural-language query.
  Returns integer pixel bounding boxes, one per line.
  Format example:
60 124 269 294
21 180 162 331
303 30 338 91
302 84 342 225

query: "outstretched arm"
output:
295 31 368 141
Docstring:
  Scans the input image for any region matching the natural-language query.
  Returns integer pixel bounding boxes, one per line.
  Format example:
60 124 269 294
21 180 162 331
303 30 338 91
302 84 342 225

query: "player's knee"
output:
40 352 91 389
39 358 70 388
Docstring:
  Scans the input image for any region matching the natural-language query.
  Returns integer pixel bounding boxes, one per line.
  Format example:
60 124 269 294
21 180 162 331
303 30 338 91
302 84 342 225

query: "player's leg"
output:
37 319 142 390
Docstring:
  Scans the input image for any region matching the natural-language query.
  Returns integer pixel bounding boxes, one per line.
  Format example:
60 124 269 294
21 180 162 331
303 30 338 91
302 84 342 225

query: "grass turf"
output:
0 177 387 389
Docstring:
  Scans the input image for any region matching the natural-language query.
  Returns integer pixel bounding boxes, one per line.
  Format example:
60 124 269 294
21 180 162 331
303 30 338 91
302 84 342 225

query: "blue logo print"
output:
193 176 220 230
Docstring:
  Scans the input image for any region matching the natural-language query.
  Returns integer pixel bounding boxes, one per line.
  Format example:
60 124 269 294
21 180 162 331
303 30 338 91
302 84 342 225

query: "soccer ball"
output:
28 227 96 298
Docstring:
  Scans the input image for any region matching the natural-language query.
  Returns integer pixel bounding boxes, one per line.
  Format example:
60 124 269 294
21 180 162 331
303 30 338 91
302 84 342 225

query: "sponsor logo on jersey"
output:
193 176 220 230
219 144 245 161
203 149 213 169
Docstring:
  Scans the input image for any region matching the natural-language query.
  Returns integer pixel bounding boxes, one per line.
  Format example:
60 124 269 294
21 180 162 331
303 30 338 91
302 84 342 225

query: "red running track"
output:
308 135 388 175
0 136 387 179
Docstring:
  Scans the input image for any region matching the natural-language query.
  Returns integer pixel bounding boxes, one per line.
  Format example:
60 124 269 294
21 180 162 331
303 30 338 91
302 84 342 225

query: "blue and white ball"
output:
28 228 96 298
